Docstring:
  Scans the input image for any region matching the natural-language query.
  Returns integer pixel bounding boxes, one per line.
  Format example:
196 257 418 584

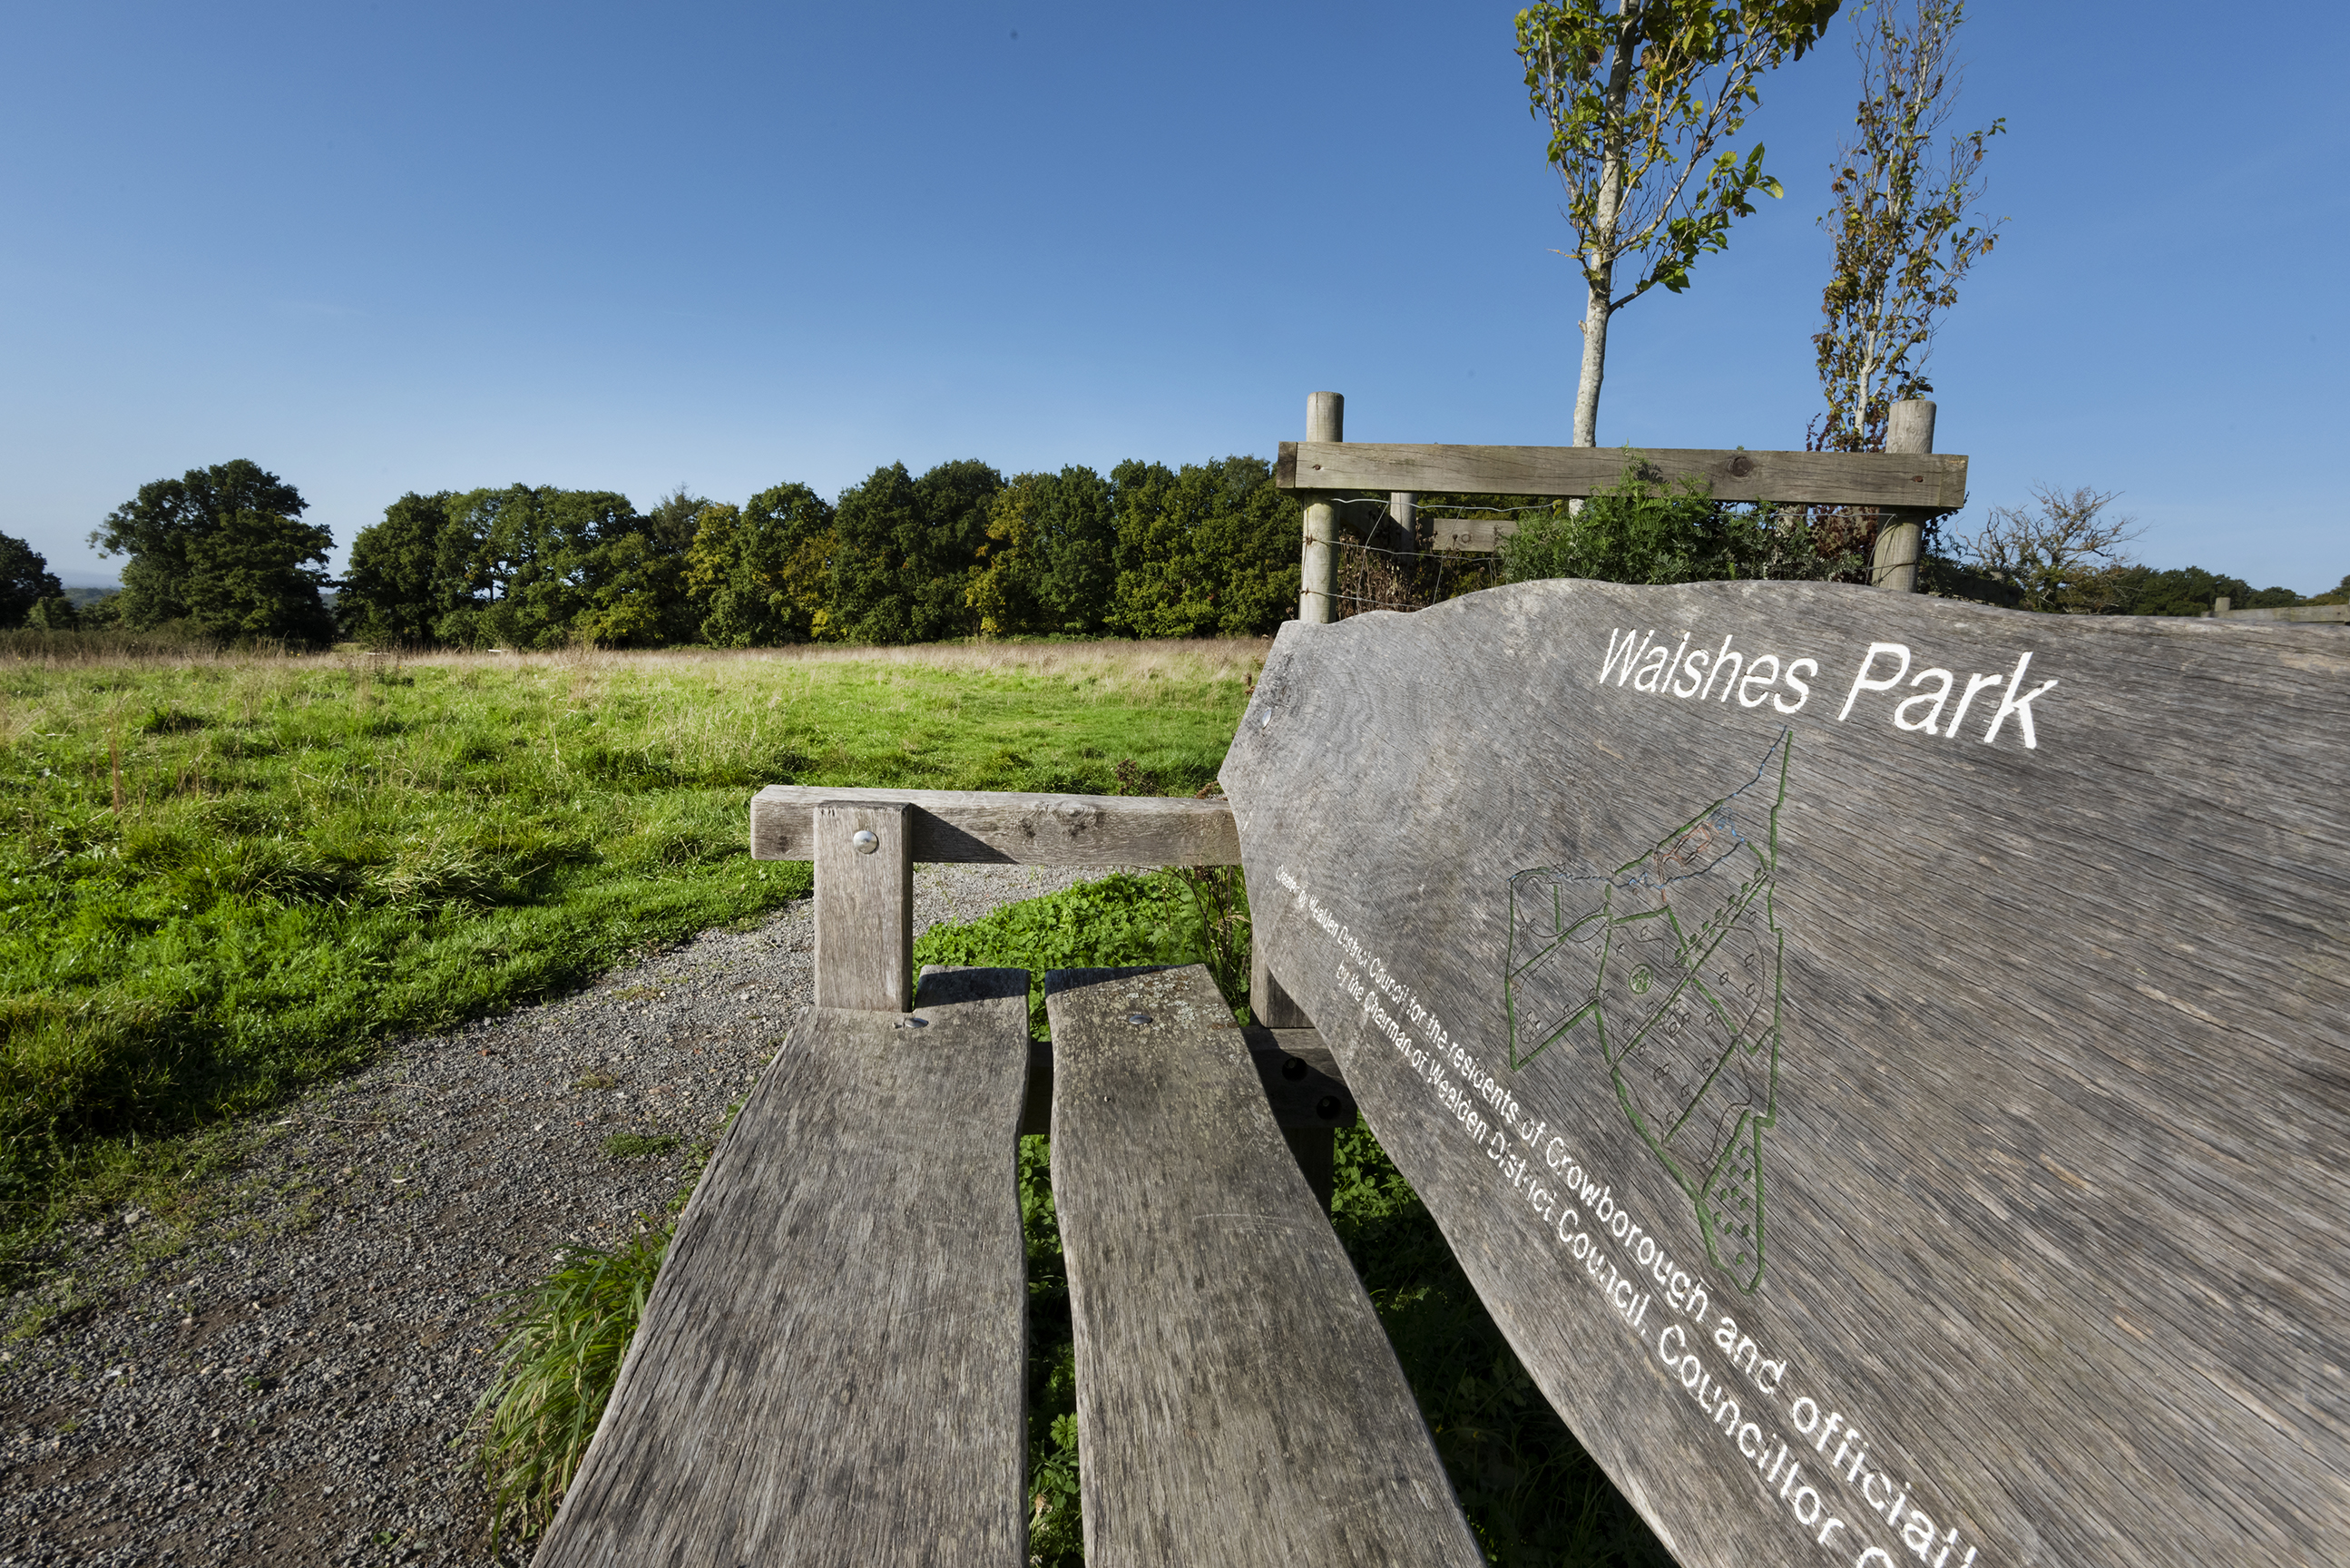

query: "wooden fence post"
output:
813 800 913 1011
1870 398 1936 593
1299 391 1343 623
1387 492 1417 557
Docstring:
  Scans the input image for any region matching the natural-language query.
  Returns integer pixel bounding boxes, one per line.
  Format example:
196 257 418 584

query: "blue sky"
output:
4 1 2343 592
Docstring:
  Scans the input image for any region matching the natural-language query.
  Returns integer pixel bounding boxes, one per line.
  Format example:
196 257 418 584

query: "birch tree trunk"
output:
1579 275 1616 446
1572 5 1638 449
1574 271 1612 448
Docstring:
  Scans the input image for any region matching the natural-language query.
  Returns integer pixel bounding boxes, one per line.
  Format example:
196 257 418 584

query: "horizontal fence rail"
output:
1276 440 1969 512
2211 603 2349 623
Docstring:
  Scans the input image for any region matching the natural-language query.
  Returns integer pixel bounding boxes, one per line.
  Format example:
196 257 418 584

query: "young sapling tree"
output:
1516 0 1841 446
1811 0 2002 453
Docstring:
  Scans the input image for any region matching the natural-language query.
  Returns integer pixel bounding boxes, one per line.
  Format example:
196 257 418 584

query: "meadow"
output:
0 634 1253 1259
4 631 1666 1564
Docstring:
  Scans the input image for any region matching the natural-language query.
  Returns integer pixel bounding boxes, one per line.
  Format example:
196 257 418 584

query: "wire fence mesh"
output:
1332 538 1502 619
1327 496 1555 620
1328 495 1895 619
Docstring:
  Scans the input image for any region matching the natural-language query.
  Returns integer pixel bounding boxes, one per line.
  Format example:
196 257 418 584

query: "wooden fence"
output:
2210 595 2349 623
1274 390 1965 620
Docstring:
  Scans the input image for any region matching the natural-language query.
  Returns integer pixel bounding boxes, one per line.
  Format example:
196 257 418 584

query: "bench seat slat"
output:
534 968 1033 1568
1007 1022 1356 1139
1045 964 1483 1567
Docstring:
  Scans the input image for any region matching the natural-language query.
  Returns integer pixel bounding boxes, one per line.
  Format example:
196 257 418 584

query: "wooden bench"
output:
541 581 2350 1568
535 791 1481 1566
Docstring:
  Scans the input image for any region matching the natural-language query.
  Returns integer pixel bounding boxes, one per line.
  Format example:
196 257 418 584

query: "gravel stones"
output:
0 863 1105 1567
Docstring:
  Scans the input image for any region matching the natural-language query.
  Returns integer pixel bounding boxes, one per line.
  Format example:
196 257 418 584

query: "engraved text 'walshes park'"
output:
1598 625 2061 750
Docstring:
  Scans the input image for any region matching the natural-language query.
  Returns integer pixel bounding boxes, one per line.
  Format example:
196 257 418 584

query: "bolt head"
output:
850 829 879 854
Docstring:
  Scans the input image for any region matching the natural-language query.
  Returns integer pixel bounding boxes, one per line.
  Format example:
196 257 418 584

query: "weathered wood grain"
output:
752 786 1240 867
912 967 1353 1140
1008 1025 1355 1139
813 800 911 1011
1045 965 1482 1567
534 968 1033 1568
1250 945 1312 1029
1222 583 2350 1568
1276 440 1969 510
1426 514 1511 554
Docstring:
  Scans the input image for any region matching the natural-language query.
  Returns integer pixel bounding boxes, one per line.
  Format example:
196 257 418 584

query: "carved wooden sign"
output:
1220 580 2350 1568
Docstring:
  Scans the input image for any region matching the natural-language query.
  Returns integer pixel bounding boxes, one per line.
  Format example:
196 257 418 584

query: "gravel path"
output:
0 864 1106 1567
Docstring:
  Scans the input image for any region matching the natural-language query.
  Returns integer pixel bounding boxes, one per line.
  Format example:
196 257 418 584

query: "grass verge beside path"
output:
0 637 1256 1275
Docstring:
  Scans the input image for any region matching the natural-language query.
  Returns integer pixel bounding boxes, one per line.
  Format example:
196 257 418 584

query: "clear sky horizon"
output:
4 2 2342 593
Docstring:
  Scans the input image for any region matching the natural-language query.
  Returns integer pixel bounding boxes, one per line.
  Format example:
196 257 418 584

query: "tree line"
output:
8 453 2333 647
3 455 1303 647
348 454 1300 648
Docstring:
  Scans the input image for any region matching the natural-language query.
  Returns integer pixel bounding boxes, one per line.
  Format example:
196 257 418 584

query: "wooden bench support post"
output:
534 968 1033 1567
1252 946 1335 1209
1045 964 1481 1567
813 799 912 1011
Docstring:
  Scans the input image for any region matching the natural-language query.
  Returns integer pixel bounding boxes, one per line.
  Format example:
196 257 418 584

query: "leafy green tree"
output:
1108 456 1301 638
2307 574 2350 607
90 460 333 642
184 510 339 642
1516 0 1840 446
433 486 647 649
967 466 1118 637
338 492 470 645
560 485 702 648
0 530 72 629
1811 0 2002 452
642 486 711 559
574 528 695 647
24 594 83 630
62 591 119 628
685 483 838 646
830 460 1003 643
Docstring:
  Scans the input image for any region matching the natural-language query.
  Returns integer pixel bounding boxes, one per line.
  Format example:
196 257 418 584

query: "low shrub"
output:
1498 456 1863 589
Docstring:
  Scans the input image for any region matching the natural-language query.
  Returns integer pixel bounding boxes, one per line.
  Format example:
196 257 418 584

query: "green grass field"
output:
0 636 1255 1261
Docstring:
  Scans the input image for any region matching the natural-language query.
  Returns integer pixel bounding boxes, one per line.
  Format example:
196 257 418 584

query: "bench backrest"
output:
1222 578 2350 1568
